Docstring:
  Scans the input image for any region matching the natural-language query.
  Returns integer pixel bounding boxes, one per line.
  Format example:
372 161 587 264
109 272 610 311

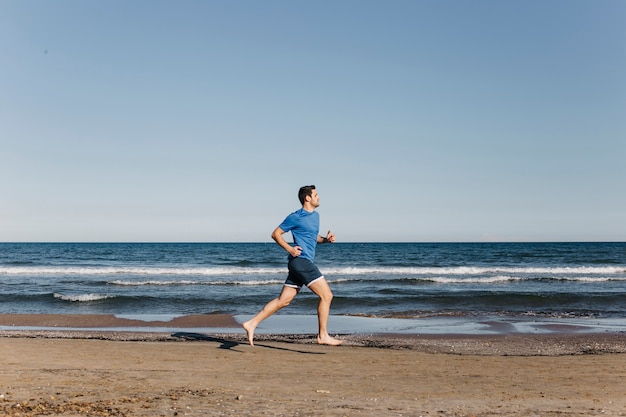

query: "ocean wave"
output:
331 266 626 276
1 265 624 277
53 293 115 302
329 275 625 285
404 275 620 284
108 279 283 286
0 266 287 276
427 275 522 284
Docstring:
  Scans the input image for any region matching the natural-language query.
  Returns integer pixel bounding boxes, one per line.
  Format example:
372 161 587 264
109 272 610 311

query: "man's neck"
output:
302 203 316 212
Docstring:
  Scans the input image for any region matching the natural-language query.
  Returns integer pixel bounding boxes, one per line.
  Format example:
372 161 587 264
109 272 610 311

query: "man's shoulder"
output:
289 208 318 217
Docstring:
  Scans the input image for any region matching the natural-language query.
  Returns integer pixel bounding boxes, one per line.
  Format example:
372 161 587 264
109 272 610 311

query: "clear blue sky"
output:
1 1 624 242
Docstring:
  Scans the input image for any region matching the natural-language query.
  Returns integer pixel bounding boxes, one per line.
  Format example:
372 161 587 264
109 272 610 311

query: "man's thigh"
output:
307 277 332 299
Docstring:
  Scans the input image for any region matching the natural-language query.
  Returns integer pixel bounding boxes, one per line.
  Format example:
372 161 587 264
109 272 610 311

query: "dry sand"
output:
1 314 625 416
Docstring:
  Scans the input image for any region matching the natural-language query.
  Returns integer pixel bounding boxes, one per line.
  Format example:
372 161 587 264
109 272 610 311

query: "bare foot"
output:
242 321 256 347
317 334 343 346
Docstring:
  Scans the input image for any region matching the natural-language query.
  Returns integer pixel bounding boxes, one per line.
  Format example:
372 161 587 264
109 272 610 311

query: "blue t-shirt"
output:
278 208 320 261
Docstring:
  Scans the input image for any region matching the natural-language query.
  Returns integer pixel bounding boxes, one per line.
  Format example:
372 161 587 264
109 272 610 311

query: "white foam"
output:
0 266 287 276
108 279 283 286
319 266 625 276
1 265 624 278
428 275 522 284
53 293 114 302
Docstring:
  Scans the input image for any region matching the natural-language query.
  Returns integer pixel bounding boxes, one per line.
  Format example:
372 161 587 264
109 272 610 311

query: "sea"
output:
1 242 626 334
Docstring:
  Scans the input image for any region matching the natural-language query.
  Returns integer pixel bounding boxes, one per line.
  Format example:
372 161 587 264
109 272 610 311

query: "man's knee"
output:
310 280 333 302
277 289 297 308
277 297 293 308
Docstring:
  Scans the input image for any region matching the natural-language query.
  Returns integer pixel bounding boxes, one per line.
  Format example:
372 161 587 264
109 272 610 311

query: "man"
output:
243 185 342 347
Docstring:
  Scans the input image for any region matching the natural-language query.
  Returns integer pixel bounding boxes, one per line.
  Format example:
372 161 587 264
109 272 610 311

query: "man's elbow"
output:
271 228 283 242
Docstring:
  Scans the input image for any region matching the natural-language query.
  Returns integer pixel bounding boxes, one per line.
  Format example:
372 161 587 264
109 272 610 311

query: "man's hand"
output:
291 246 303 257
325 230 336 243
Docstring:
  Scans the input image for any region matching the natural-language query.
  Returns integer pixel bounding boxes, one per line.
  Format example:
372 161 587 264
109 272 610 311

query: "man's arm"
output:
272 227 302 257
318 230 336 244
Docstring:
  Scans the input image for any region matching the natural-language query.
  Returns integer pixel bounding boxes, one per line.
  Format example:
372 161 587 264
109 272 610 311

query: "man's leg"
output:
242 285 298 347
308 278 342 346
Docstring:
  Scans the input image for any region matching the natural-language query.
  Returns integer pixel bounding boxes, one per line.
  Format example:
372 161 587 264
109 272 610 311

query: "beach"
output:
1 315 626 416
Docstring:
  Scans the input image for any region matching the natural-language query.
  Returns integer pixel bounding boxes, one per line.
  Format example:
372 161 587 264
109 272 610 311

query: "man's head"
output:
298 185 318 206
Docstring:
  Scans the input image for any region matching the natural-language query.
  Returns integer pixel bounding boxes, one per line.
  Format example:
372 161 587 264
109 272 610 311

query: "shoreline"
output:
2 312 626 333
1 313 625 356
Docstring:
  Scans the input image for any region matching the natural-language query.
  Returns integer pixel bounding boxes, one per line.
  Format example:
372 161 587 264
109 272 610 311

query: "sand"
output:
1 315 625 416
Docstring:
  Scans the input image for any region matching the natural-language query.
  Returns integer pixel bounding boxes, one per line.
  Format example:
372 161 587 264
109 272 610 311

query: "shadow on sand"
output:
171 332 324 354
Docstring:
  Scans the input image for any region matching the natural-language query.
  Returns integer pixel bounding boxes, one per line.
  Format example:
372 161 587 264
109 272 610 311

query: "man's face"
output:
308 190 320 207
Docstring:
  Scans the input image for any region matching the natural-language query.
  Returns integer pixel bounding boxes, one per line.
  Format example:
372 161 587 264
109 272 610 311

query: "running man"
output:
243 185 342 346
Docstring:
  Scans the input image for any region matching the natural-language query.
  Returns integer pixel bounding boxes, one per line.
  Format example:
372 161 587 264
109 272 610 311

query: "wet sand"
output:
1 314 625 416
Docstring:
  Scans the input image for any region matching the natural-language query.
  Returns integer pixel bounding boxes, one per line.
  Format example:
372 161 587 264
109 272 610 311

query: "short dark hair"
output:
298 185 316 205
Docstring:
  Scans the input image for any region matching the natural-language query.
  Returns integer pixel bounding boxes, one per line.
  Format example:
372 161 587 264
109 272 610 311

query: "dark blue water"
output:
1 242 625 319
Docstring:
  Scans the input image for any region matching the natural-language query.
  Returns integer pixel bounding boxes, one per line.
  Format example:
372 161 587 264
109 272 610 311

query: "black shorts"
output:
284 257 324 289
